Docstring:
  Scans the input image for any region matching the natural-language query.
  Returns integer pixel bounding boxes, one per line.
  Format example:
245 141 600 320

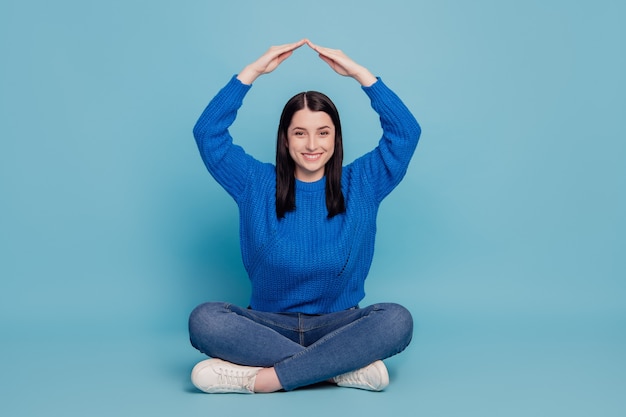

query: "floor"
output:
2 315 624 417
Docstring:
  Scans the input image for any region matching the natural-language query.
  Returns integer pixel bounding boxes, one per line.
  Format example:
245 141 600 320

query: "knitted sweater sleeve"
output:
192 75 258 201
353 78 422 203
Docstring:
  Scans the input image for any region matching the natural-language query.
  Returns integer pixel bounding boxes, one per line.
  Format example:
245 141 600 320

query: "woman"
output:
189 39 421 393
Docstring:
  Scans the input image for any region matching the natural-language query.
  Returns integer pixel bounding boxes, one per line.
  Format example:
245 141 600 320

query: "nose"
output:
305 136 317 151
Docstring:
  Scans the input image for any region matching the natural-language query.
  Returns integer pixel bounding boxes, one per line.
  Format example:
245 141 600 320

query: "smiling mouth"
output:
302 153 323 161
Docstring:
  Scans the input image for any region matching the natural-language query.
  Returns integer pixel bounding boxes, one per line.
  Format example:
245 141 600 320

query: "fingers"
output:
317 54 334 67
306 40 345 61
306 39 330 54
272 40 306 65
240 39 373 85
305 39 320 53
271 39 307 58
305 40 354 76
263 39 307 68
246 39 307 78
271 50 293 67
305 40 376 86
238 39 307 84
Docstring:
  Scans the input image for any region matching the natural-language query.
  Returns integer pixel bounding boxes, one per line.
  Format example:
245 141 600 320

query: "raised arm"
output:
194 40 307 200
305 41 421 202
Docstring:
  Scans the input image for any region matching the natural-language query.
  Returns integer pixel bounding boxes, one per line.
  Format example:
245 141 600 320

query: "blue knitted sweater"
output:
193 75 421 314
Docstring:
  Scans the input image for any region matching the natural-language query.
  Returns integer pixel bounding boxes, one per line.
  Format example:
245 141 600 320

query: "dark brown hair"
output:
275 91 345 219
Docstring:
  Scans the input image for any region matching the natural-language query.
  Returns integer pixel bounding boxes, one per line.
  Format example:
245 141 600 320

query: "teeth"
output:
303 154 322 161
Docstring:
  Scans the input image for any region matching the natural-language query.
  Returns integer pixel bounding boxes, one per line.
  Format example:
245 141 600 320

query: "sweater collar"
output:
295 176 326 192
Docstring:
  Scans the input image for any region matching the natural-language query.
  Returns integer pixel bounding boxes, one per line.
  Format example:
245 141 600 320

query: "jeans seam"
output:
299 304 378 332
283 311 372 363
298 313 305 346
240 311 300 332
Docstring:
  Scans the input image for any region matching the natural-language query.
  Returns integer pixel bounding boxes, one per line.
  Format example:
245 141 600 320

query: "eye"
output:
319 131 330 136
294 131 305 136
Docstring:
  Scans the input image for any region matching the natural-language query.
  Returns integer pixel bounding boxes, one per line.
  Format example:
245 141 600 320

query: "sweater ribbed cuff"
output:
222 74 252 103
361 77 394 102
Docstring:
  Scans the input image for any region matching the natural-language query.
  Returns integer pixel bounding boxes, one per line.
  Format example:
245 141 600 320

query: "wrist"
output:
352 67 377 87
237 66 261 85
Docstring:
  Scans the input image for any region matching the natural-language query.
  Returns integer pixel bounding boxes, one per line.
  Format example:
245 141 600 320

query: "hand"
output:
237 39 307 85
306 40 377 86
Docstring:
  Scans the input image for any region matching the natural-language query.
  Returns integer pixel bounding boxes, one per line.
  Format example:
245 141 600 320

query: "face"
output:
286 108 335 182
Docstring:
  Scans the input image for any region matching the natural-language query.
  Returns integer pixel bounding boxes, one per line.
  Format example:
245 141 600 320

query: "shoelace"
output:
216 366 254 389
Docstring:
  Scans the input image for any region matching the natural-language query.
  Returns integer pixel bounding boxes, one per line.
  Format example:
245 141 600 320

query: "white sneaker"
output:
331 360 389 391
191 358 262 394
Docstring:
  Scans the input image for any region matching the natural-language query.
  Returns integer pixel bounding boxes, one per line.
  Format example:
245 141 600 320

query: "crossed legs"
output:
188 302 413 392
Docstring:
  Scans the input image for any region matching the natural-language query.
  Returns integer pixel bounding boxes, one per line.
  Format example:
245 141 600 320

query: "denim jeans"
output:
188 302 413 391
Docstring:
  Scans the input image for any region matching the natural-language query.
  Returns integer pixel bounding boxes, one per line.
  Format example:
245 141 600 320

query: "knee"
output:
188 302 229 346
376 303 414 351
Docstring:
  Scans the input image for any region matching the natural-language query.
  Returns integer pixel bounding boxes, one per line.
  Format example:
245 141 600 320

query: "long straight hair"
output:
276 91 345 219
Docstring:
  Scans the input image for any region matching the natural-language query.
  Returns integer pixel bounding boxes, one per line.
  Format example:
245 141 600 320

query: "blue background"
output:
1 0 624 416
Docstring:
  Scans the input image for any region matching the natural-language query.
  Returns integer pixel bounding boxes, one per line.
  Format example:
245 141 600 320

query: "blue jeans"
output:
188 302 413 391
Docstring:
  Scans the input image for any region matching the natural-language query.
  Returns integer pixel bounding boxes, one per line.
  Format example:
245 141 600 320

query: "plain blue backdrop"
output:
1 0 624 416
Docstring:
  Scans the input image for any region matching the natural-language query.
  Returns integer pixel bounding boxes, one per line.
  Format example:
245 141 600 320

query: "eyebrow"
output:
291 126 332 130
